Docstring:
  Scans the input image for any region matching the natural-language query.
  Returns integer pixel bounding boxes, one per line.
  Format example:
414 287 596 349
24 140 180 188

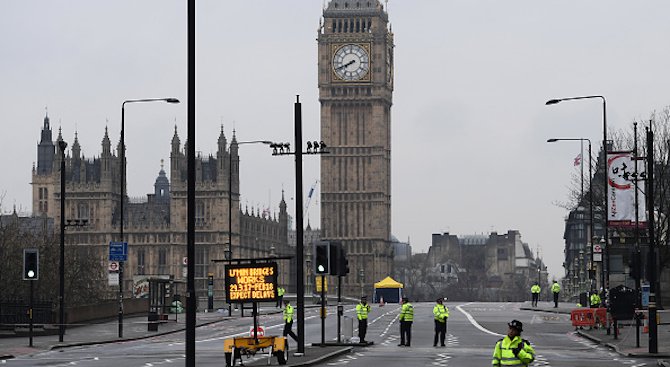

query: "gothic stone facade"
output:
31 114 290 300
318 0 394 297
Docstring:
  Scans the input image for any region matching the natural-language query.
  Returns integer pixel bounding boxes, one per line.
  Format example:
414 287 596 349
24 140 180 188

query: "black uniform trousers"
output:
531 293 539 307
553 292 559 307
399 321 412 346
433 320 446 346
358 318 368 342
283 321 298 343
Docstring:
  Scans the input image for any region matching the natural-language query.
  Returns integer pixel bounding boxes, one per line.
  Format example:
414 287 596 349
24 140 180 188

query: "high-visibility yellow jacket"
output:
531 285 540 294
492 335 535 366
590 293 601 306
278 287 285 296
356 302 371 320
399 303 414 322
283 304 294 323
433 304 449 323
551 282 561 293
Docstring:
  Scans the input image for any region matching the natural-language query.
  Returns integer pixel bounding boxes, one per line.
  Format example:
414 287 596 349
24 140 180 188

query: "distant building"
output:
428 230 542 301
30 114 290 300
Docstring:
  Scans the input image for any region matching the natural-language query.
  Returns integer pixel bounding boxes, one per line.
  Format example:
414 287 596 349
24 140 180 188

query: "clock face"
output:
333 44 370 81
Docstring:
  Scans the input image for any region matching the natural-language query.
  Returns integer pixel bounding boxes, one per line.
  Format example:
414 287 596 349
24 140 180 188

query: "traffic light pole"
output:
320 274 325 346
337 275 342 344
58 140 67 343
29 279 34 347
270 96 329 355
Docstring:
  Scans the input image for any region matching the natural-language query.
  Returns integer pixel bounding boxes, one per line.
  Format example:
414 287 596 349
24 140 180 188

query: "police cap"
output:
508 319 523 332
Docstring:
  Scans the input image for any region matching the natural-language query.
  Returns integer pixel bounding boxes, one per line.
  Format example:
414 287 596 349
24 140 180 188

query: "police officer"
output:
282 300 298 343
433 297 449 347
551 280 561 308
530 283 540 307
276 286 285 308
492 320 535 367
589 291 601 308
398 296 413 347
356 296 371 343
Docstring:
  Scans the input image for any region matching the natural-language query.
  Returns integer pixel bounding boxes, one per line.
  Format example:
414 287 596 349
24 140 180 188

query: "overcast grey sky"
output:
2 1 670 280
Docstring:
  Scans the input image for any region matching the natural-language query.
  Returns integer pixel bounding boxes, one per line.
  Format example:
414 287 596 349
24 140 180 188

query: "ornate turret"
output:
217 125 228 181
230 130 240 194
101 127 111 156
71 131 81 160
100 127 112 181
170 126 182 180
154 160 170 202
36 112 55 175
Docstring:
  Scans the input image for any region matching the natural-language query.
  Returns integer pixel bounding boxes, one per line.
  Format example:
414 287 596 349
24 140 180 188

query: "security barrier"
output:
571 308 608 329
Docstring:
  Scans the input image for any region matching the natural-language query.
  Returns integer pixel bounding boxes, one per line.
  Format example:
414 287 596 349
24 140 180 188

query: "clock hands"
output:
336 59 356 70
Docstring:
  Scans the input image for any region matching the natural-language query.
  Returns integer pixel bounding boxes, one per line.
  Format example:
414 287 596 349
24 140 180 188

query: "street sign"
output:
109 241 128 261
315 276 328 292
249 326 265 337
593 244 603 253
224 262 278 303
109 261 119 272
108 272 119 286
593 253 603 262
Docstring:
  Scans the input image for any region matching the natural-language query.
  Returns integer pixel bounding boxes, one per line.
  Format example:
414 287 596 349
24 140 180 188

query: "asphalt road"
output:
1 302 653 366
322 302 650 367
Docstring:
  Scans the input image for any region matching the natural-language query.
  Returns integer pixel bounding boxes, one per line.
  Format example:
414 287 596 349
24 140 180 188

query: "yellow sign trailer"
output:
224 335 288 366
220 260 290 366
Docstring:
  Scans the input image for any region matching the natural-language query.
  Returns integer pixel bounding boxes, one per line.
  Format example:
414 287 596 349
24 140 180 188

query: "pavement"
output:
520 301 670 366
0 302 352 365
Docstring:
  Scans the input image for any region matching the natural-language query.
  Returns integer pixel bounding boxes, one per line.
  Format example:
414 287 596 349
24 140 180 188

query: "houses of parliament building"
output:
31 113 291 299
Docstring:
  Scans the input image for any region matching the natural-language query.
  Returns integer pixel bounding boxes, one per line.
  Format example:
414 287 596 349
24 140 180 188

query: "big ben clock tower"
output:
318 0 394 296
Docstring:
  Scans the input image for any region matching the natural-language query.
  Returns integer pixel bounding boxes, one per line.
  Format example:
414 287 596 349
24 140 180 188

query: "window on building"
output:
158 248 167 274
137 249 146 275
195 245 208 278
497 247 508 261
196 200 205 226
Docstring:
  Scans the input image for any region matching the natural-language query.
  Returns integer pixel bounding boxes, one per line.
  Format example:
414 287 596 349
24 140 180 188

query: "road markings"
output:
456 303 503 336
432 352 451 366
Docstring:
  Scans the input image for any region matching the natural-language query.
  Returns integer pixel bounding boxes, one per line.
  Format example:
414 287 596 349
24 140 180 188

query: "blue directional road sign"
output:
109 241 128 262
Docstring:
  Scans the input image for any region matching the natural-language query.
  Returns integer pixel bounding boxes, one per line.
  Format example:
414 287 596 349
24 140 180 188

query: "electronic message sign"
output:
225 262 278 303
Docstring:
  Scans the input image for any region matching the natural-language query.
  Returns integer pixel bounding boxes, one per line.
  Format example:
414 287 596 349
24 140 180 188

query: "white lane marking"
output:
456 303 504 337
377 308 400 337
167 314 320 346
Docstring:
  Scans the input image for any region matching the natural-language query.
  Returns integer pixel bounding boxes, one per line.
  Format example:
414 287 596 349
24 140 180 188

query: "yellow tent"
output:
374 276 404 289
373 276 403 303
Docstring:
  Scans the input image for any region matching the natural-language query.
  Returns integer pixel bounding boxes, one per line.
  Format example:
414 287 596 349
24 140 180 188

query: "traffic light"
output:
338 245 349 276
314 242 329 275
23 248 39 280
329 242 341 276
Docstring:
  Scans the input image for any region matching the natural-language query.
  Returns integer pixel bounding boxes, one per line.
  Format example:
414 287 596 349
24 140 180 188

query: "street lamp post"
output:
119 97 179 338
270 96 328 355
58 140 67 343
547 138 593 291
227 139 271 316
546 96 608 291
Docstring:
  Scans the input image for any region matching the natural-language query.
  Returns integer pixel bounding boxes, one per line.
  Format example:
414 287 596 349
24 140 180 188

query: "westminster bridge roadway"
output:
1 301 664 366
